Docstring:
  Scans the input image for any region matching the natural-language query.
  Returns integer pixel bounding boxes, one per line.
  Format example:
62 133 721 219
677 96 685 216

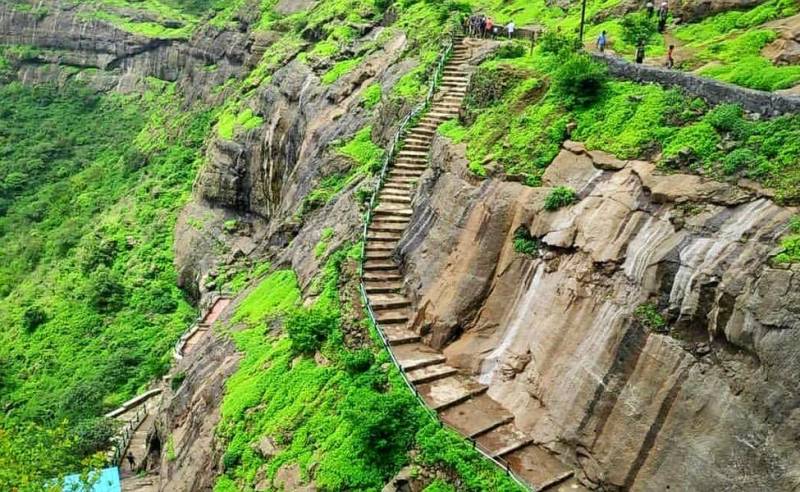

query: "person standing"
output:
479 15 487 38
657 2 668 32
126 452 136 471
646 0 654 17
597 30 608 53
485 17 494 38
507 20 516 39
635 42 646 63
667 44 675 68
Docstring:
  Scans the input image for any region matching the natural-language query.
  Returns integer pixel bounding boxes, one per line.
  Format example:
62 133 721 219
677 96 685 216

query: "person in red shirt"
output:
485 17 494 38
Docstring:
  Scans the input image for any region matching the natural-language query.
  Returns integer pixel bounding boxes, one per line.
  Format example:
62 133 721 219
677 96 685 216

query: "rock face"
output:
398 137 800 490
0 0 250 98
175 29 413 299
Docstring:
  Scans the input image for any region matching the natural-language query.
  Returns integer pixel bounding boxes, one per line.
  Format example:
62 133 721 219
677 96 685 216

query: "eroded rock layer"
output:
398 137 800 490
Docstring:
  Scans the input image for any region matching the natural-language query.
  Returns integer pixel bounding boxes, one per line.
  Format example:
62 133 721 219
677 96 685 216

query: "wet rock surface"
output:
398 136 800 490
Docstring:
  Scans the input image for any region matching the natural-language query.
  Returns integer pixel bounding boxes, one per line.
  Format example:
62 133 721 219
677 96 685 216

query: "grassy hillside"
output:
0 79 213 486
214 250 524 491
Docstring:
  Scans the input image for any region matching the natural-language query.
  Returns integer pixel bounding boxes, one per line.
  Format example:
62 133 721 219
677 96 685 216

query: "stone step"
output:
408 127 435 136
371 212 410 222
385 176 419 184
381 186 414 196
389 169 425 179
374 204 412 216
403 144 430 152
393 342 447 371
365 242 395 252
406 363 459 385
394 162 428 171
381 322 420 345
365 251 393 261
476 423 534 458
375 308 411 325
442 77 469 84
397 150 428 158
381 185 413 194
367 230 403 241
363 260 399 271
368 293 411 310
364 280 404 294
503 446 581 491
439 393 516 439
427 112 459 120
378 194 412 204
416 374 488 411
363 270 402 282
370 221 408 232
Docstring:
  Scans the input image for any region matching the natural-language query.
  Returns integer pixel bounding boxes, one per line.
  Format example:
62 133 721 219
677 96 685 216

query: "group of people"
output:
465 14 516 39
596 0 676 68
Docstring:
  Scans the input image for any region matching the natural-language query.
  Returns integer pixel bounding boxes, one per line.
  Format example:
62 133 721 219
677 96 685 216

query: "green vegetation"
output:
775 217 800 264
215 251 525 491
634 303 667 331
544 186 577 210
362 83 383 109
217 107 264 140
512 227 539 256
0 78 212 487
315 227 336 258
322 57 364 84
301 126 384 217
551 53 608 108
448 36 800 202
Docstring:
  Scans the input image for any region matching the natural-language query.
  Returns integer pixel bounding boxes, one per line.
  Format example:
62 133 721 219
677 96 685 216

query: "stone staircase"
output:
364 37 585 492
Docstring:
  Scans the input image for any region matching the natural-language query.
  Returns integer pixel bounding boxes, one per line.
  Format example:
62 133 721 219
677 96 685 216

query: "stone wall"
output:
593 53 800 116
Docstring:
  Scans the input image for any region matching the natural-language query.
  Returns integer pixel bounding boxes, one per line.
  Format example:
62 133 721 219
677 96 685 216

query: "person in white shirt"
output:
506 21 515 39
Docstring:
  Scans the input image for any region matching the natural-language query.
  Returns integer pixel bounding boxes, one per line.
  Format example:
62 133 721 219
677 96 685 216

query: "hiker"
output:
667 44 675 68
657 2 668 32
485 17 494 38
635 42 646 64
126 452 136 471
506 20 516 39
479 16 487 38
646 0 654 17
597 30 608 53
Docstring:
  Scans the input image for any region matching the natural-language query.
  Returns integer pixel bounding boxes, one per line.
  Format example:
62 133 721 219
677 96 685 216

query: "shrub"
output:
620 12 658 47
551 53 608 108
362 83 382 110
494 43 526 59
775 217 800 264
722 148 761 175
286 306 339 354
341 348 375 374
544 186 576 211
513 227 539 256
539 31 576 57
171 371 187 391
634 303 667 331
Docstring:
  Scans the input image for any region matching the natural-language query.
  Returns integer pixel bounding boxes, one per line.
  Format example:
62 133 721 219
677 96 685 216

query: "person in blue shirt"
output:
597 31 608 53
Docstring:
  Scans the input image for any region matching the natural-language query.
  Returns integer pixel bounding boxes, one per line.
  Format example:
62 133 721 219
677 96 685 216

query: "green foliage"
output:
362 83 383 109
775 217 800 264
544 186 576 210
322 57 363 84
166 434 177 461
315 227 335 258
437 119 467 142
232 269 301 325
171 371 187 391
512 227 539 256
216 252 522 491
551 53 608 108
338 126 384 172
634 303 667 331
286 305 340 354
0 81 213 483
620 12 657 46
218 107 264 140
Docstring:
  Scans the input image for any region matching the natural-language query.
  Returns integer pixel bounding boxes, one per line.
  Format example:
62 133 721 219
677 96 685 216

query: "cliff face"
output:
398 136 800 490
0 0 250 98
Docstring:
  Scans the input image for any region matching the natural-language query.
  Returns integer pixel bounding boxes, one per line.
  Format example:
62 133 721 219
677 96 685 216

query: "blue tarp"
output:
61 467 121 492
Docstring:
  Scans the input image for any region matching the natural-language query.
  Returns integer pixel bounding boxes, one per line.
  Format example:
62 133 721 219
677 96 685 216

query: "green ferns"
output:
634 303 667 332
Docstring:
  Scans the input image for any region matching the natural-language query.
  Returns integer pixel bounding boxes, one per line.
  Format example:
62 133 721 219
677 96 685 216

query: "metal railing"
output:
357 29 534 492
109 404 148 466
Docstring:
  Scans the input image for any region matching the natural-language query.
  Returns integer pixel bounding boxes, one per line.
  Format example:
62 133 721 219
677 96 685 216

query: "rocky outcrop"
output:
175 29 416 300
0 0 250 98
398 137 800 490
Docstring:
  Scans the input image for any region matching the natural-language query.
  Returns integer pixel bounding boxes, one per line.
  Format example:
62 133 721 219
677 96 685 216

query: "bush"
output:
539 31 576 57
551 53 608 108
494 43 526 59
513 227 539 256
620 12 657 47
634 303 667 331
286 306 339 354
341 348 375 374
544 186 576 210
775 217 800 264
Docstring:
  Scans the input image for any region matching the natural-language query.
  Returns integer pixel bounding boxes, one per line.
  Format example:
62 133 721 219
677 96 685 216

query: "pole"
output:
579 0 587 44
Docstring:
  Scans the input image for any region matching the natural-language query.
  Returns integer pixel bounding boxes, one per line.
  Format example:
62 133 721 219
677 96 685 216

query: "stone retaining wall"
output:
592 53 800 116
